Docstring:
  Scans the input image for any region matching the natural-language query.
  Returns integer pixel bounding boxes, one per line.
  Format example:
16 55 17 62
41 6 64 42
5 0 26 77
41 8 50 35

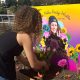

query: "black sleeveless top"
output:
0 31 23 80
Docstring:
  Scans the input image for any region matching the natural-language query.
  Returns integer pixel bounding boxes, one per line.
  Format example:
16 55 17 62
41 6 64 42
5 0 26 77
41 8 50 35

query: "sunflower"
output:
61 27 67 34
75 44 80 53
67 47 75 57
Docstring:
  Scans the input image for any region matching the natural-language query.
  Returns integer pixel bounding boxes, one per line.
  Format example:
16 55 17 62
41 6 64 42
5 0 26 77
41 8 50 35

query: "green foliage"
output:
8 6 17 13
6 0 17 7
0 7 7 14
65 0 80 3
18 0 31 6
66 33 71 43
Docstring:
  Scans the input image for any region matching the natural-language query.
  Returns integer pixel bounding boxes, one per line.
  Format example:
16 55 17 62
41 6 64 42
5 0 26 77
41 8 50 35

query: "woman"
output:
48 16 61 36
0 5 48 80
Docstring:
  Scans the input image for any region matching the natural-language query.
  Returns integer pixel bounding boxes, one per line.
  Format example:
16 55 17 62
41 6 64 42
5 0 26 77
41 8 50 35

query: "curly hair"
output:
12 5 42 35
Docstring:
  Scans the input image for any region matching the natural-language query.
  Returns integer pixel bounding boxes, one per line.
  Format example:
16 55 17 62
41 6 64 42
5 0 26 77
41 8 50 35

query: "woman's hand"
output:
41 61 49 71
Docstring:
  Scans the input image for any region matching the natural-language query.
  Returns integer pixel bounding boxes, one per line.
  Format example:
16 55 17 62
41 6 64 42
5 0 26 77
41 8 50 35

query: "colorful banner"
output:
33 4 80 47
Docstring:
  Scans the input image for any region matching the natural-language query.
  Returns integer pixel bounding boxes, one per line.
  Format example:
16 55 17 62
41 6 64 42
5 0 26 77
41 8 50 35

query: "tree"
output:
31 0 65 6
0 7 7 14
6 0 17 7
18 0 31 6
65 0 80 3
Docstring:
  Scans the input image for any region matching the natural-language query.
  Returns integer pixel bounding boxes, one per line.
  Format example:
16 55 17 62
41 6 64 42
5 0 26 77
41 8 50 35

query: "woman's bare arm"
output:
16 33 47 70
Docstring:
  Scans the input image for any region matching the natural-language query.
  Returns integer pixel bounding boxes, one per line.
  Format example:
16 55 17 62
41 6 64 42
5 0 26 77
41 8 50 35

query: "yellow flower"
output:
75 44 80 53
61 27 67 34
65 43 68 50
67 47 75 57
40 38 45 47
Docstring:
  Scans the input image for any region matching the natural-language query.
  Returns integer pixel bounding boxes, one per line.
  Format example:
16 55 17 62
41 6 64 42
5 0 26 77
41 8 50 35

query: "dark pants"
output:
0 76 8 80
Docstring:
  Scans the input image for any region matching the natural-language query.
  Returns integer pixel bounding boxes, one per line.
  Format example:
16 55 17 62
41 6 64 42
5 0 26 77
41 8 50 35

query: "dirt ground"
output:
16 63 79 80
16 71 30 80
16 70 79 80
16 63 30 80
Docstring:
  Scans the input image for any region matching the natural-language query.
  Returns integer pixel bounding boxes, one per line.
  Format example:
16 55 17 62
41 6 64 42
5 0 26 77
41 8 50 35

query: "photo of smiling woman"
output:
48 16 61 36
